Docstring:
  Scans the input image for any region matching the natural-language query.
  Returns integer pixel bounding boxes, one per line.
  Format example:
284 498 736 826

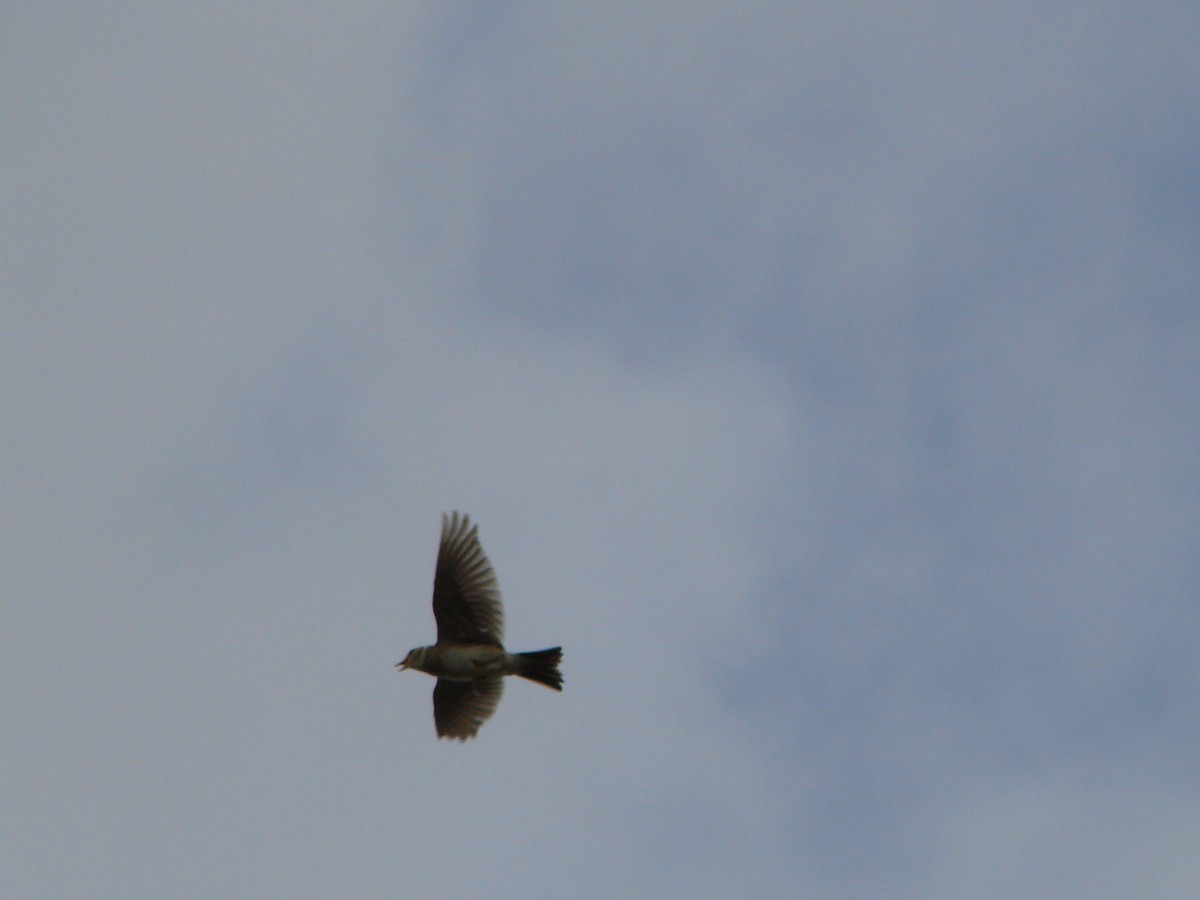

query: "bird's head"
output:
396 646 428 672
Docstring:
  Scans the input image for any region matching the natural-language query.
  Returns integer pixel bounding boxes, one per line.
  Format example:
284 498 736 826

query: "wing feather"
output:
432 512 505 645
432 678 504 740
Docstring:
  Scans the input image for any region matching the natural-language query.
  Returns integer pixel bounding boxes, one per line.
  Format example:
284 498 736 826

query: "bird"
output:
396 512 562 740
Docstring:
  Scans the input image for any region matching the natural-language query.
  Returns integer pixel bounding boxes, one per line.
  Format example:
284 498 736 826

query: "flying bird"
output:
397 512 562 739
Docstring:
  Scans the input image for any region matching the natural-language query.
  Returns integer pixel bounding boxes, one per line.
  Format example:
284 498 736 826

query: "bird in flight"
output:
397 512 562 740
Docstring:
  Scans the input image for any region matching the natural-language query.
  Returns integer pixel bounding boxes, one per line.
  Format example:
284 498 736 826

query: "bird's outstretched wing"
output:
432 678 504 740
432 512 505 645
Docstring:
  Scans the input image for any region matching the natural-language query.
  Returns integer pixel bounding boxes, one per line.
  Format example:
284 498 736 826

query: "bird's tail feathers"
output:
515 647 563 691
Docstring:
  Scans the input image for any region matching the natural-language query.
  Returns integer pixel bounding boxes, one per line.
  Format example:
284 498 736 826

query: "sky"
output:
3 3 1199 897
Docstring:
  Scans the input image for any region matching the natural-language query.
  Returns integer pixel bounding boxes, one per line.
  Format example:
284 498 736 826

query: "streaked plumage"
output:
397 512 562 740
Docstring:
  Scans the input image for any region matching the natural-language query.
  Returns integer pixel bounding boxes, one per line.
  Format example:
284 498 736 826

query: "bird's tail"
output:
515 647 563 691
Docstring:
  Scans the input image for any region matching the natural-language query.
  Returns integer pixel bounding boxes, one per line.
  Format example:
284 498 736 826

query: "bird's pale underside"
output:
397 512 562 740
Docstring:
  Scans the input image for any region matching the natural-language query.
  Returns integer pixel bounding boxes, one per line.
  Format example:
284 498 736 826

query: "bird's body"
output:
401 643 511 681
397 512 562 739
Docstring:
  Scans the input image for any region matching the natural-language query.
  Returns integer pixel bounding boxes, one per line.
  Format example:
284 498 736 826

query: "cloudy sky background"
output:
5 4 1199 897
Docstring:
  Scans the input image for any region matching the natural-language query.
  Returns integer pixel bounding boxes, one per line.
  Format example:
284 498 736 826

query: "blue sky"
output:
4 4 1199 897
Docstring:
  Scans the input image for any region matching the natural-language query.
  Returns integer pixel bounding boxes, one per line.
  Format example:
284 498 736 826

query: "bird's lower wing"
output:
432 678 504 740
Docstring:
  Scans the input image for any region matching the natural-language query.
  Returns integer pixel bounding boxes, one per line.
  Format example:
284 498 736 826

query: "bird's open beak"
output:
396 660 409 670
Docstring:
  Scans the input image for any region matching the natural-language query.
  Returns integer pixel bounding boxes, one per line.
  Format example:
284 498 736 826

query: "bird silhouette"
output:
397 512 562 739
